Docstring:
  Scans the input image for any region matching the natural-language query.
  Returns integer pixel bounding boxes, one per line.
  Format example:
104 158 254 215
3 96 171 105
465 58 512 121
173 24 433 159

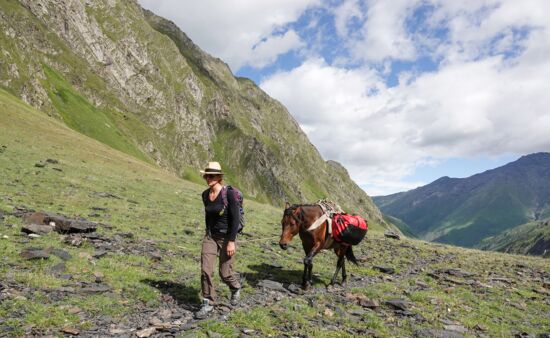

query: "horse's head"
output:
279 202 301 250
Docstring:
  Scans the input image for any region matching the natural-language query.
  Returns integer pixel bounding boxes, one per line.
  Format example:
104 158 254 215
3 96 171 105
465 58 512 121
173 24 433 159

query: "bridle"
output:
283 205 303 224
283 204 324 230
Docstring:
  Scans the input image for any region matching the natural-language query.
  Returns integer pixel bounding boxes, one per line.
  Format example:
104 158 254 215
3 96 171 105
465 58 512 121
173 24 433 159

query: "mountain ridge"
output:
479 217 550 257
374 152 550 249
0 0 385 225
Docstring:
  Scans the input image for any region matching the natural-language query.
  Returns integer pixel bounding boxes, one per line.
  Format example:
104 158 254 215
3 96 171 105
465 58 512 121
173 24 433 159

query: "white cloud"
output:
248 30 304 68
138 0 319 71
347 0 421 62
260 0 550 195
428 0 550 63
333 0 363 38
262 32 550 195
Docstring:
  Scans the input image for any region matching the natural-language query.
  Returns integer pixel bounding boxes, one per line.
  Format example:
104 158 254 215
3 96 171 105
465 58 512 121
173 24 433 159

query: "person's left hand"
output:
226 241 236 257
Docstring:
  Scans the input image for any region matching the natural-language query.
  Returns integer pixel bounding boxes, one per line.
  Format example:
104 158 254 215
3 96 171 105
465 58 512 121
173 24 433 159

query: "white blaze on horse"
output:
279 201 368 290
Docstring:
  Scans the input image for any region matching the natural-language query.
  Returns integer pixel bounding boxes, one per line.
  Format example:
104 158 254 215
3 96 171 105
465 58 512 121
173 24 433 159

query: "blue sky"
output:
139 0 550 196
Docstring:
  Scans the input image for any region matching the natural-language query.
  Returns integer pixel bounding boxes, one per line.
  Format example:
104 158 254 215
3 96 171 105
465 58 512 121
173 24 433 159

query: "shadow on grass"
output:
141 279 200 311
243 263 322 287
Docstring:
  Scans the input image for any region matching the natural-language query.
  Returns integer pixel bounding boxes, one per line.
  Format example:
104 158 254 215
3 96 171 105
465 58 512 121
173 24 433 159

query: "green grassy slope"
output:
479 218 550 257
0 0 387 225
0 87 275 334
1 90 549 337
41 65 149 162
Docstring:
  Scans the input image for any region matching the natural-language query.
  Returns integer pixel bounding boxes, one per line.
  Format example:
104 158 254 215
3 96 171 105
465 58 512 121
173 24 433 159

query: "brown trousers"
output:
201 235 241 302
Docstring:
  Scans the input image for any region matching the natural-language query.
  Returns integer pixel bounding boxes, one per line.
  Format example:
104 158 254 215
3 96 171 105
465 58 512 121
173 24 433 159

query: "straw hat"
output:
200 161 224 175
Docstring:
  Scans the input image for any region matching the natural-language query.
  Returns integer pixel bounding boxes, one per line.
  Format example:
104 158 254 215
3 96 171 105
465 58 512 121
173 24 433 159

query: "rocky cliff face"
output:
0 0 385 224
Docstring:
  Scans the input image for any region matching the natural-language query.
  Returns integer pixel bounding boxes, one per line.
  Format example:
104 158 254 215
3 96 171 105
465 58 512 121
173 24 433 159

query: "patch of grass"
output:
199 320 236 336
41 65 148 162
24 302 81 331
70 295 128 317
0 298 80 333
229 307 277 335
1 89 549 337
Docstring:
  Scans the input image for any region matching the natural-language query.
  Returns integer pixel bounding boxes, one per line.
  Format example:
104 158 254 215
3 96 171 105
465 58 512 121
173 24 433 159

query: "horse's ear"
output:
285 202 291 209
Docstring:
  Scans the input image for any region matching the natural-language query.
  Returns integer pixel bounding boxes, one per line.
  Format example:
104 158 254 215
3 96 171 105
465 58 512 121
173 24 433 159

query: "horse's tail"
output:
345 246 359 265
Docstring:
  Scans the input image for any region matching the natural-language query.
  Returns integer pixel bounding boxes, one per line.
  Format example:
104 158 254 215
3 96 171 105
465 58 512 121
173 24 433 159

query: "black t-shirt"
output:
202 187 240 241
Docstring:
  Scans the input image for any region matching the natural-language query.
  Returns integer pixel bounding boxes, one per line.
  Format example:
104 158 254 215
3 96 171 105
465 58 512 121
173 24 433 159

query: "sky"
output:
139 0 550 196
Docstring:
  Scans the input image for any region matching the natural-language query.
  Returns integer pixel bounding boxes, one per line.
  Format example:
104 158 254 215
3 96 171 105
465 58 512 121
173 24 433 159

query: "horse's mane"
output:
283 204 323 223
283 203 319 214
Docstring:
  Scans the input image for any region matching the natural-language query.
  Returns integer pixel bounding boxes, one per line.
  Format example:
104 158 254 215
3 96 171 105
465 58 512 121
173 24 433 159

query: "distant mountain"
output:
374 153 550 248
479 218 550 257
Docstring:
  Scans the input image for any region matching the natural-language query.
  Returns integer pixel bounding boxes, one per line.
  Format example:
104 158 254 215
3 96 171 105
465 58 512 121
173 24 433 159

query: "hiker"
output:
195 161 242 319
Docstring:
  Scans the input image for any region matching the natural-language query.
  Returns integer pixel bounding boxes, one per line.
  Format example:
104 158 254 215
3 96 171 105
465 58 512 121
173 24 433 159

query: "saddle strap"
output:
306 213 332 234
323 218 334 249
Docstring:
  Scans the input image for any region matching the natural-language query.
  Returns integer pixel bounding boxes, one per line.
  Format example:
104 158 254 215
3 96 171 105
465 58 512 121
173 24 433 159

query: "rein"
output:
238 235 281 243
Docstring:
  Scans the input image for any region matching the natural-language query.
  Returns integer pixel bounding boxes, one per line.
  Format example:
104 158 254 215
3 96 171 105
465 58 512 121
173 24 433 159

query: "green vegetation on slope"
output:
374 155 550 249
0 0 387 226
141 6 387 225
479 218 550 257
41 65 149 162
1 90 549 337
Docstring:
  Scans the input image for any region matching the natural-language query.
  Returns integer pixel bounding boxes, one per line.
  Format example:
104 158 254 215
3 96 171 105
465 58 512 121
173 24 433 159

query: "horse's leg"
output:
330 254 345 285
302 245 321 289
301 260 309 289
302 252 314 289
340 245 351 285
341 258 347 285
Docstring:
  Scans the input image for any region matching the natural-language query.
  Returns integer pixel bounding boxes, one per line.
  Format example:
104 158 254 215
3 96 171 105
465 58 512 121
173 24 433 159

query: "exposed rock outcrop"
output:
0 0 387 225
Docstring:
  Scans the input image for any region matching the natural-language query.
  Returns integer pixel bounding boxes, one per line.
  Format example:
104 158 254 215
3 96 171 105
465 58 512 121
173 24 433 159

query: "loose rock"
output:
49 263 67 275
21 223 53 235
51 248 72 261
92 250 108 259
384 231 401 240
374 266 395 274
23 212 48 225
414 328 465 338
385 299 411 311
20 247 50 260
94 272 105 283
92 192 122 199
135 327 156 338
444 324 468 333
257 279 288 293
78 284 111 294
287 283 303 294
61 327 79 335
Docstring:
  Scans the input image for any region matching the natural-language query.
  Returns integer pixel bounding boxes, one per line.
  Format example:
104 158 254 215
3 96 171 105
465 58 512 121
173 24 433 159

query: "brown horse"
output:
279 203 358 289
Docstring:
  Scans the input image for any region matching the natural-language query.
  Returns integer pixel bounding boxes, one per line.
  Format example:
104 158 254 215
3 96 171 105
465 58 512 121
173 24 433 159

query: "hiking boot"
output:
195 299 214 319
230 288 241 306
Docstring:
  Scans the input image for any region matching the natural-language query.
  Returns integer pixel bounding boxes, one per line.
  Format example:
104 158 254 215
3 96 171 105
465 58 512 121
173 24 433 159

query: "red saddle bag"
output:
332 213 368 245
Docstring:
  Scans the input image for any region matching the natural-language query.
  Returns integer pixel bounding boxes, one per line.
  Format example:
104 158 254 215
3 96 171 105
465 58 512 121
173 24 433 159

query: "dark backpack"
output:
221 185 244 233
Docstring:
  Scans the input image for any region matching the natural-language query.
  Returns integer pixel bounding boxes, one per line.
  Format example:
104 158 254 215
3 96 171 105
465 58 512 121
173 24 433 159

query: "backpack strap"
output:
221 186 229 207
